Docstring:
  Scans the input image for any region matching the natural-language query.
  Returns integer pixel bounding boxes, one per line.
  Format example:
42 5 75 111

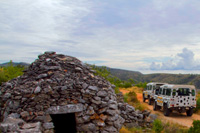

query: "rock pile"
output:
118 103 152 127
116 92 124 103
0 51 155 133
116 92 153 128
0 51 125 132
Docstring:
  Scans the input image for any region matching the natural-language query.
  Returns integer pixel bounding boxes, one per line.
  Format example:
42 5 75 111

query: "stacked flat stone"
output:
116 92 124 103
0 51 125 132
118 103 152 127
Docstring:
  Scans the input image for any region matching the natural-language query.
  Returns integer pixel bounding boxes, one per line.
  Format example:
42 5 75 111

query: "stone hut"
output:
0 52 125 133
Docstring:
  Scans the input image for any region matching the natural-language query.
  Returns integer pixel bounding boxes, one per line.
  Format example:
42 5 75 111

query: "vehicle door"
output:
157 88 164 106
147 85 153 97
165 88 172 107
144 85 149 98
152 85 156 98
177 88 191 107
190 89 196 107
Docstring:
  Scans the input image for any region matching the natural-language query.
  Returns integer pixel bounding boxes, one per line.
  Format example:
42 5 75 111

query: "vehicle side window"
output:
159 88 162 94
177 88 190 96
166 89 171 96
149 85 152 90
146 86 148 90
162 89 166 95
172 89 176 96
153 86 156 90
192 89 195 96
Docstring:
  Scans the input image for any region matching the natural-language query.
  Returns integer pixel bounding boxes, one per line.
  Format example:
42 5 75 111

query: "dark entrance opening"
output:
50 113 77 133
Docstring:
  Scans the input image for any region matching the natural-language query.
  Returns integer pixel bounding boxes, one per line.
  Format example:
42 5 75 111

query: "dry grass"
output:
120 126 132 133
120 86 143 94
161 121 188 133
120 126 144 133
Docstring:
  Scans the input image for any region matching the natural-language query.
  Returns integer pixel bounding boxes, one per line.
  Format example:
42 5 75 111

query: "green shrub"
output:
123 91 138 103
0 61 24 85
194 98 200 112
127 91 138 103
188 120 200 133
153 119 163 133
124 93 129 103
0 68 7 85
115 86 120 94
122 82 132 88
135 82 147 88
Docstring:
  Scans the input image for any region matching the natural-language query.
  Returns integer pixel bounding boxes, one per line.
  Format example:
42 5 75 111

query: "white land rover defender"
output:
153 84 196 116
143 82 167 105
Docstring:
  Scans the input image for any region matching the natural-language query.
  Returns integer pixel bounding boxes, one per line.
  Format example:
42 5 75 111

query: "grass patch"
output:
152 119 163 133
154 119 188 133
120 120 188 133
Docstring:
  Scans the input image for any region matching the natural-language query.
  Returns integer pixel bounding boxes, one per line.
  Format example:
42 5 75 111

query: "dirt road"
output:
120 89 200 127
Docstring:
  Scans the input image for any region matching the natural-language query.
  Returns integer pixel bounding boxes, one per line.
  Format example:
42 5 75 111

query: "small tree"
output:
0 61 24 85
188 120 200 133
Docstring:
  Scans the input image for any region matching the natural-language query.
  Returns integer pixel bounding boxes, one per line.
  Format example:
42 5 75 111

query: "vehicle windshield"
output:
177 88 190 96
155 84 164 89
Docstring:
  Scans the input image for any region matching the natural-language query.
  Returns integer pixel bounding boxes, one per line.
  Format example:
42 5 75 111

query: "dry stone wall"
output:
0 52 125 132
0 51 154 133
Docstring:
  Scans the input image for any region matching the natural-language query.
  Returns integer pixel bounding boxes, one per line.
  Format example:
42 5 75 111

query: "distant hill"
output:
109 68 144 82
109 68 200 89
144 73 200 89
1 62 200 89
0 62 30 67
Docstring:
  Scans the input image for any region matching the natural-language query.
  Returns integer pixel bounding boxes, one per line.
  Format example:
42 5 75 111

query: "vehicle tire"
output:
153 101 158 111
148 97 151 105
164 104 170 116
143 94 146 102
186 108 193 116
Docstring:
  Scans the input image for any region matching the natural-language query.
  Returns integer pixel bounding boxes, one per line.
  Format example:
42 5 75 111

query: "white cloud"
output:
0 0 93 61
150 48 200 70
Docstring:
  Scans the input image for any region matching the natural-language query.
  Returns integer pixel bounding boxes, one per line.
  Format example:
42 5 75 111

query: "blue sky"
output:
1 0 200 74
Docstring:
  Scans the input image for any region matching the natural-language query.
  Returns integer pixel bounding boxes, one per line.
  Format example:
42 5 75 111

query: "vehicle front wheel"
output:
148 97 151 105
153 101 158 111
186 108 193 116
164 104 170 116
